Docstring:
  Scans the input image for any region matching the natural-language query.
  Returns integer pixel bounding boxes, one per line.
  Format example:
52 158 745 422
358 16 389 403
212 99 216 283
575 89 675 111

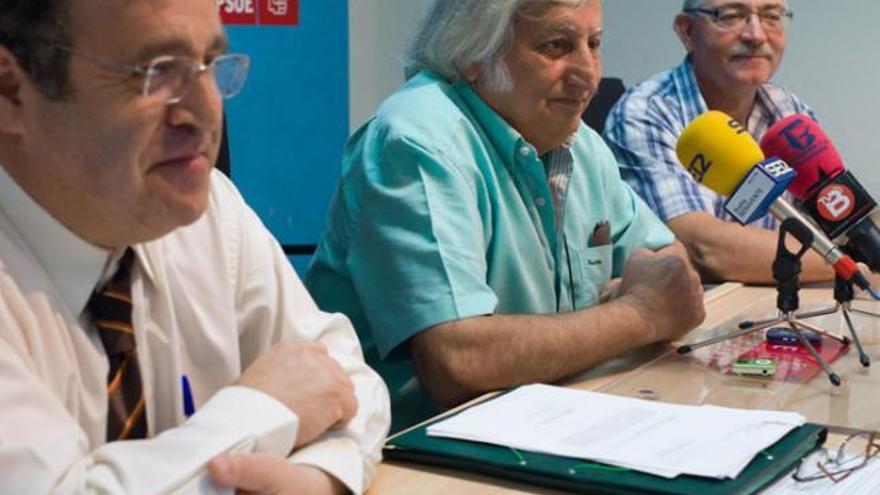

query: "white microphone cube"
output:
725 158 796 224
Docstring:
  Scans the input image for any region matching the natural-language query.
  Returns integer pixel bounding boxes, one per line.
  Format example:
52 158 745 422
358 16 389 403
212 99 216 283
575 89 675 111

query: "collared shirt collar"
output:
674 56 779 131
454 80 530 166
454 79 576 162
0 165 114 317
673 56 710 125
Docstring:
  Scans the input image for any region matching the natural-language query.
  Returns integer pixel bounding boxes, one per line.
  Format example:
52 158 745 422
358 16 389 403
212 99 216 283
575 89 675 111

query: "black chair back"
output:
582 77 625 133
216 114 231 177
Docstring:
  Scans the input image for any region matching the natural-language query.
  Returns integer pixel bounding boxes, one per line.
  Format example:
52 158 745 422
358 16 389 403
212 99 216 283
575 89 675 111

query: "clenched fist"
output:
617 243 705 342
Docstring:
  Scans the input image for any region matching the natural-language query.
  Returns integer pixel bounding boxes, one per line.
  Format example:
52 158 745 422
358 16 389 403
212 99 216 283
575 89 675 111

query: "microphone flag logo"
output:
817 184 855 222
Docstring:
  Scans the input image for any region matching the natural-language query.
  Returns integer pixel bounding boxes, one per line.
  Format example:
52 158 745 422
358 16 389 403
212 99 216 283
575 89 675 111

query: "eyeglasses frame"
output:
49 43 251 105
683 5 794 33
792 431 880 484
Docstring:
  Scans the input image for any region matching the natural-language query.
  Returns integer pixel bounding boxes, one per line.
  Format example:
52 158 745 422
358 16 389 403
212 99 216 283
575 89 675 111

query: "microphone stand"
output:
677 218 848 386
744 275 874 367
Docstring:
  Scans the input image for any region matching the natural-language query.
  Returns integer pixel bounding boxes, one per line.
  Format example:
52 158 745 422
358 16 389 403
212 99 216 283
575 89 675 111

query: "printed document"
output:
427 384 805 479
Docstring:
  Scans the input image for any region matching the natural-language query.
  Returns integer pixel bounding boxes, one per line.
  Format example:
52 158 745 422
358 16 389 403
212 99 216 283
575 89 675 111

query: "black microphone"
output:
761 114 880 273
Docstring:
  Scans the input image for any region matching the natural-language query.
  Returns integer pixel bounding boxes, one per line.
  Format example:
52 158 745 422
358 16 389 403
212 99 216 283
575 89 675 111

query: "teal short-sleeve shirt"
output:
305 71 673 430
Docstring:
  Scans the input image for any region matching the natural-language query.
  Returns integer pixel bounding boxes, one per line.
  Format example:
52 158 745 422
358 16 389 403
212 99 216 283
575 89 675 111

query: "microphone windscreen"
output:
760 114 846 199
676 111 765 197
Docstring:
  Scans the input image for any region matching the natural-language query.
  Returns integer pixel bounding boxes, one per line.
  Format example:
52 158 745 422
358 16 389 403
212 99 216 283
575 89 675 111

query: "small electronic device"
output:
732 358 777 377
766 327 822 347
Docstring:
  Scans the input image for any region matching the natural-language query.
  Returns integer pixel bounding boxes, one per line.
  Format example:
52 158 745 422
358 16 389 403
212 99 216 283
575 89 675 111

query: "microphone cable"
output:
848 269 880 300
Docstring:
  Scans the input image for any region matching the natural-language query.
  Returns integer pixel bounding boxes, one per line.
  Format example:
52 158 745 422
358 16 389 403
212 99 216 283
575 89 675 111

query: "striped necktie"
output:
88 248 148 440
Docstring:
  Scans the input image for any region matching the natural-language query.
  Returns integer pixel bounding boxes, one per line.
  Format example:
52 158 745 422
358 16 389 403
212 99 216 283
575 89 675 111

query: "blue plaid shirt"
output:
604 57 816 229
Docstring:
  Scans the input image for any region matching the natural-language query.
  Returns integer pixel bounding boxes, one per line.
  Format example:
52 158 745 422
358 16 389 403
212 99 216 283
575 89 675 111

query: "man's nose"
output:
165 70 224 132
740 13 769 44
566 42 600 90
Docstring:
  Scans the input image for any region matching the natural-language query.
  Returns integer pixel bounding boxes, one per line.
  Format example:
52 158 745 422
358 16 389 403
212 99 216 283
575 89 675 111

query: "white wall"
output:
349 1 880 195
348 0 433 130
776 2 880 196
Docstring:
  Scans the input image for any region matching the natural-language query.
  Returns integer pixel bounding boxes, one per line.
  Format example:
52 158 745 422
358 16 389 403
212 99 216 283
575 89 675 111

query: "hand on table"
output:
236 341 358 448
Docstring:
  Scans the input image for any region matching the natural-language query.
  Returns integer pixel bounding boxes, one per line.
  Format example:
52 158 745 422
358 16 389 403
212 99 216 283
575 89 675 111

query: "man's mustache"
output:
730 44 775 57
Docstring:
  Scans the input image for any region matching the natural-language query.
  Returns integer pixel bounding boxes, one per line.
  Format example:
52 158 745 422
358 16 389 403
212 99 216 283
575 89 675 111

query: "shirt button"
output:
519 146 530 157
535 197 547 206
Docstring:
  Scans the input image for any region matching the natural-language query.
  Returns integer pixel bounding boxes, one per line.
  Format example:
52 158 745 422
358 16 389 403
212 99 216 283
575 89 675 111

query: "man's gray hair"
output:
406 0 590 91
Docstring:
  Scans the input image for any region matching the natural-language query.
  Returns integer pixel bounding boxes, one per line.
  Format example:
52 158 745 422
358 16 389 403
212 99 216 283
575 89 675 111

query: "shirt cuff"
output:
288 433 366 494
84 386 300 493
188 385 299 456
374 289 498 359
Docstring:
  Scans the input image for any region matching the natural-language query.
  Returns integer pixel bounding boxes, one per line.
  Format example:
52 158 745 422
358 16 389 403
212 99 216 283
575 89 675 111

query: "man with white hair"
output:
306 0 705 430
605 0 834 284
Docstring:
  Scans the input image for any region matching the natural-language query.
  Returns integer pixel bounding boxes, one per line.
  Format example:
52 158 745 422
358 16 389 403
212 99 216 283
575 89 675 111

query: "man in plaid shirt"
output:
605 0 834 284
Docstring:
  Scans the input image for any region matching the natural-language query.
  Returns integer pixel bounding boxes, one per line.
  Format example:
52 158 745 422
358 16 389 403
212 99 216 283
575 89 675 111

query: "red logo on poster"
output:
260 0 299 25
218 0 299 26
218 0 258 25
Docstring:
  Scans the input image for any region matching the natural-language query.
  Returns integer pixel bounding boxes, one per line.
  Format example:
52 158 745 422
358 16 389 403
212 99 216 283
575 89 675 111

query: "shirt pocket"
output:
575 244 613 308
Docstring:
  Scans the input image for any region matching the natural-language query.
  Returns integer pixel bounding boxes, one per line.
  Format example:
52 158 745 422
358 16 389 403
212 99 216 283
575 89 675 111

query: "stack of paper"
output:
427 384 805 479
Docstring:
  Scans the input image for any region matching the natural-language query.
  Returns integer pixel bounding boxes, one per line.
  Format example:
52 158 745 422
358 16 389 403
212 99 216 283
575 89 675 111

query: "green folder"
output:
385 405 826 495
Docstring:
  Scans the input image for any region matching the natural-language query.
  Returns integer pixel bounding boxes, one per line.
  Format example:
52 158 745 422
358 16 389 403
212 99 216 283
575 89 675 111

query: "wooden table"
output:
368 283 880 494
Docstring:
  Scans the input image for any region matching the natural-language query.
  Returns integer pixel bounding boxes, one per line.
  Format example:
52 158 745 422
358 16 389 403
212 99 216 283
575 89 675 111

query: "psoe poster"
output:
217 1 348 255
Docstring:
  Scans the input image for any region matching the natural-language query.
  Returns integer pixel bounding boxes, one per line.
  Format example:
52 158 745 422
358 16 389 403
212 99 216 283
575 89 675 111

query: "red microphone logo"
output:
817 184 855 222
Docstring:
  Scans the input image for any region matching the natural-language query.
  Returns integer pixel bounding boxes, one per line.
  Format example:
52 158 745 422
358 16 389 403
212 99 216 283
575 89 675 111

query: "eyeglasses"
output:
792 431 880 483
683 5 793 33
52 44 251 105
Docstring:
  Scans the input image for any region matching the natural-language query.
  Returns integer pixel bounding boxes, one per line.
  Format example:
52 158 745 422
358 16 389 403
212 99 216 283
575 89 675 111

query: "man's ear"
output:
460 62 481 83
674 13 696 54
0 45 25 135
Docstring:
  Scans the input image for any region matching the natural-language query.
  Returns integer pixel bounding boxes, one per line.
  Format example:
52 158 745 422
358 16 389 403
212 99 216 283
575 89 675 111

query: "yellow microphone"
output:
676 110 765 197
675 110 861 285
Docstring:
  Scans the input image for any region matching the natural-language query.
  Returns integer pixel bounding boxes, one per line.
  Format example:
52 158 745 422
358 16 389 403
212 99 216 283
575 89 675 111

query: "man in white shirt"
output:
0 0 389 494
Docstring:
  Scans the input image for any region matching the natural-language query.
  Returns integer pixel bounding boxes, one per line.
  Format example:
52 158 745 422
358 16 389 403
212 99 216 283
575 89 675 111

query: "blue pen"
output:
181 374 195 417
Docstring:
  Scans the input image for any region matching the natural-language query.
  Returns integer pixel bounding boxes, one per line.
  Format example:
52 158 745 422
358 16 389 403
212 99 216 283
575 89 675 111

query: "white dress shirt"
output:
0 166 390 494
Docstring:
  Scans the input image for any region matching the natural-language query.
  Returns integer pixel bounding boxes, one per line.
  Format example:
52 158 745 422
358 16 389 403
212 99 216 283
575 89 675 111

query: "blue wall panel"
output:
289 255 312 279
223 3 348 246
